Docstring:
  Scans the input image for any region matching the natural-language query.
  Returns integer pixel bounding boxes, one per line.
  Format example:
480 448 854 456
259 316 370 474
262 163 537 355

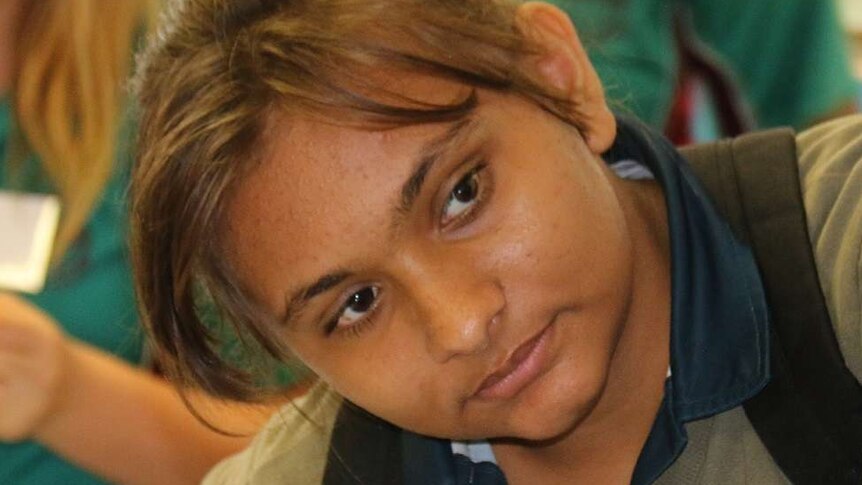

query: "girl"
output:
131 0 862 483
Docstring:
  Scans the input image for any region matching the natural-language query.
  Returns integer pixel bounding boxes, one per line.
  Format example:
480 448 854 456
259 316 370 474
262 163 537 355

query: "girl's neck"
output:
0 0 26 96
493 177 672 484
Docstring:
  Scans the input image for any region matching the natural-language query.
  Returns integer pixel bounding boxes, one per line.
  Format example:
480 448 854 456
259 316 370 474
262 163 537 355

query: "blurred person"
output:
550 0 859 138
0 1 292 484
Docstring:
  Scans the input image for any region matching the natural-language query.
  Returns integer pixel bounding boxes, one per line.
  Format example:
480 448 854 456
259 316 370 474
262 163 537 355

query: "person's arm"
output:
0 293 296 485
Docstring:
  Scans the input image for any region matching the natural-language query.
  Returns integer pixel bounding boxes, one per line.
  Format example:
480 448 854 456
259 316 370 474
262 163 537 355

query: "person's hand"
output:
0 293 69 442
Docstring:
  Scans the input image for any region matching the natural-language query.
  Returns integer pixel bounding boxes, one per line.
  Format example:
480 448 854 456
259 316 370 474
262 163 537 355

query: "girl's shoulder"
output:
797 114 862 382
203 381 342 485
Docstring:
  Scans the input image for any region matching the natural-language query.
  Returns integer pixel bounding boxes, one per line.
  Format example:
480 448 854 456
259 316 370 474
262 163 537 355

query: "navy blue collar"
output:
606 117 771 484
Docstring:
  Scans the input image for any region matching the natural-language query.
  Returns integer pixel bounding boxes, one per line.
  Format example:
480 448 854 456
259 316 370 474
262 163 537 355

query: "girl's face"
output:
225 79 637 442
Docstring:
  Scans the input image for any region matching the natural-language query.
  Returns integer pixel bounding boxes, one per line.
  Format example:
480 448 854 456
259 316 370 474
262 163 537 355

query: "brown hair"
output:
132 0 584 400
9 0 155 261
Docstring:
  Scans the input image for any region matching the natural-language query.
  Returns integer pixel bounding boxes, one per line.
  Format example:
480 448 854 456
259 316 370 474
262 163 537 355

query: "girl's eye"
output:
328 286 380 334
441 166 483 226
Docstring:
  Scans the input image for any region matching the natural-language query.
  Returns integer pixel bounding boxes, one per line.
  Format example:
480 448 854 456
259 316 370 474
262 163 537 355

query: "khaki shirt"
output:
658 115 862 484
204 383 341 484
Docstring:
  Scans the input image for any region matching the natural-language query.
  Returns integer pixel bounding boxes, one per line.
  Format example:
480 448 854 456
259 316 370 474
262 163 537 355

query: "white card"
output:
0 190 61 293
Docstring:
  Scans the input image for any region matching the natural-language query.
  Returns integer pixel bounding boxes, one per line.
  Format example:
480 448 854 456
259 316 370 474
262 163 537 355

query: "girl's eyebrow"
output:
281 270 352 327
279 118 479 328
395 117 478 224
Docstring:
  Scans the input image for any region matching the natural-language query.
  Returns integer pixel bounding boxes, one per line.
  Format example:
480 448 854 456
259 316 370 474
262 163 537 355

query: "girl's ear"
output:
515 2 616 154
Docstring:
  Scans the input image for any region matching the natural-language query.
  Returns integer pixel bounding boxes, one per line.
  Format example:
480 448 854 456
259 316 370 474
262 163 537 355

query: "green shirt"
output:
551 0 858 130
0 98 142 485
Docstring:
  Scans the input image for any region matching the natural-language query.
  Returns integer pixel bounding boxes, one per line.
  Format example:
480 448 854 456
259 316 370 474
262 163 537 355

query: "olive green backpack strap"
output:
681 129 862 484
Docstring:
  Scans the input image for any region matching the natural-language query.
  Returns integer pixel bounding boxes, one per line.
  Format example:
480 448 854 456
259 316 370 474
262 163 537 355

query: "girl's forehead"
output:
223 82 536 312
224 109 469 306
254 112 453 195
249 73 488 191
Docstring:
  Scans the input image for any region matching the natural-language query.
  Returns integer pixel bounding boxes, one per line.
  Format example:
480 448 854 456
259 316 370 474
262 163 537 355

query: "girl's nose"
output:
397 248 505 363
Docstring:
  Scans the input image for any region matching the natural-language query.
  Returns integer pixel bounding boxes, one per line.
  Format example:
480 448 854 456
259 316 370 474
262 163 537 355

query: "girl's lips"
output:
475 322 554 400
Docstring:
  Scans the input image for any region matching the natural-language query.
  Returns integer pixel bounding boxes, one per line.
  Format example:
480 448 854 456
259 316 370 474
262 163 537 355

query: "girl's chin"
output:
505 409 589 442
504 380 607 441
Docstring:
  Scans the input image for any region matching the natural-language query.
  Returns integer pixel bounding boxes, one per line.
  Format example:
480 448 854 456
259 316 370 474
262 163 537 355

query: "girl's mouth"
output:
474 322 554 400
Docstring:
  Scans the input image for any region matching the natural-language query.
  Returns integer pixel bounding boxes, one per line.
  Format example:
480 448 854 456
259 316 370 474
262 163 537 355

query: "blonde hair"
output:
132 0 584 400
11 0 155 260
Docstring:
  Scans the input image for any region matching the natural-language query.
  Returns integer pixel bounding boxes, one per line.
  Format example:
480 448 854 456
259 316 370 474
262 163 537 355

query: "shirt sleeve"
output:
203 383 341 485
687 0 858 129
797 114 862 381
